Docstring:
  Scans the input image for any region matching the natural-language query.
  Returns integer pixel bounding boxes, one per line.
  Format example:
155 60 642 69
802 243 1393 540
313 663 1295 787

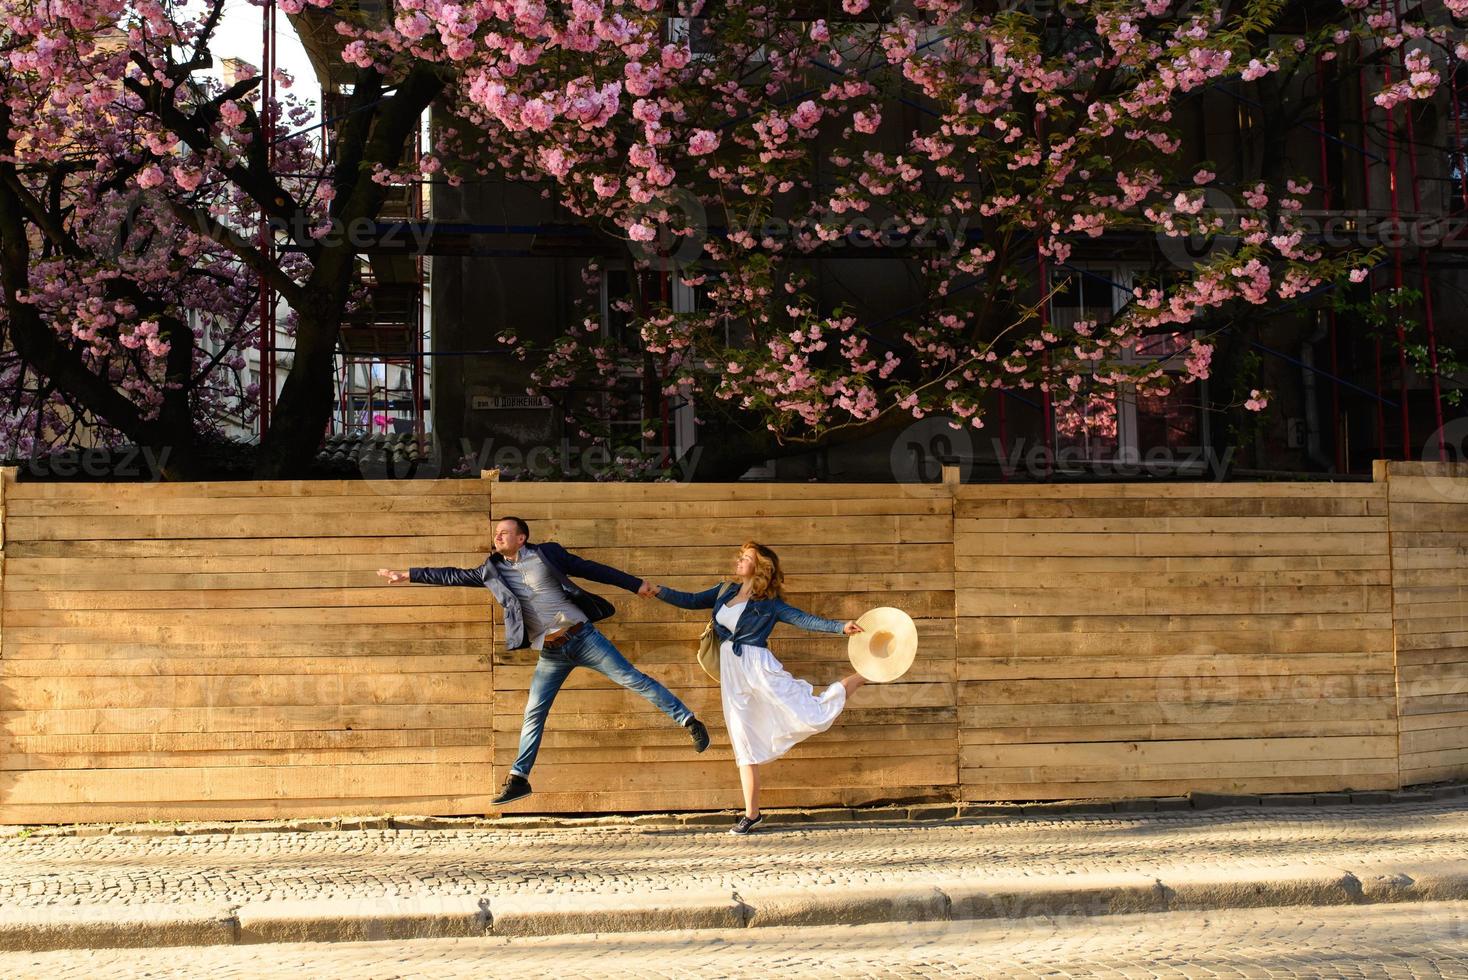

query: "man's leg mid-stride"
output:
493 650 575 805
570 626 710 752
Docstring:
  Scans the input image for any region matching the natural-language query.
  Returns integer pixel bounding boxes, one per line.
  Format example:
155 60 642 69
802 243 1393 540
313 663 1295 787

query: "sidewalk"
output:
2 798 1467 951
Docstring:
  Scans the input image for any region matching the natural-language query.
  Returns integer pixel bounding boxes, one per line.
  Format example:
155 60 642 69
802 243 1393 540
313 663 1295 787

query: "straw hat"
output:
847 607 918 683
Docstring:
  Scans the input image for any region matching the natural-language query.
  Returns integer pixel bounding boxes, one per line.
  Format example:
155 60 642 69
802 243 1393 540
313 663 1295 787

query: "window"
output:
1047 264 1206 473
598 267 700 457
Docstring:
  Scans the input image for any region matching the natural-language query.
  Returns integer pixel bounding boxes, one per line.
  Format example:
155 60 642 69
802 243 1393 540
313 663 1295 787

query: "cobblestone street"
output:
4 900 1465 978
2 802 1466 910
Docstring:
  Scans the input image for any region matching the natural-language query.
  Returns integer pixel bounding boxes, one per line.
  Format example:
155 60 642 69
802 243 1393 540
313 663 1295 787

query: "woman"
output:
654 542 865 835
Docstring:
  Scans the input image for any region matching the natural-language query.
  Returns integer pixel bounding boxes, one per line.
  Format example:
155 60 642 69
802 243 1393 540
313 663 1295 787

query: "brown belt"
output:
541 621 589 650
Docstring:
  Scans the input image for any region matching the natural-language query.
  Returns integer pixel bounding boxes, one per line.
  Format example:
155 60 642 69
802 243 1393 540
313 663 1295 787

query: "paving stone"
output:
1260 795 1318 808
338 817 391 831
676 812 735 827
5 900 1466 977
1188 793 1261 810
907 804 960 821
1022 801 1115 815
1350 792 1394 805
1390 791 1436 803
959 803 1025 817
1113 799 1158 813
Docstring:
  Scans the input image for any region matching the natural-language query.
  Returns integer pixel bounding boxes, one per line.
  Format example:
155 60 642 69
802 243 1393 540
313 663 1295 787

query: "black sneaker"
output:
492 774 532 806
730 814 764 835
687 717 710 753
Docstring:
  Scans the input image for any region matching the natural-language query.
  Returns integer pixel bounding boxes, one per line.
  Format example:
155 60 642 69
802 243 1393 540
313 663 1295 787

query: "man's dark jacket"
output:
409 542 640 650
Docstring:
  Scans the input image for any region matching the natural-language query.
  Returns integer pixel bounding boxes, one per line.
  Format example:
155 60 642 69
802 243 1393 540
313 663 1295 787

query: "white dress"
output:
716 600 847 766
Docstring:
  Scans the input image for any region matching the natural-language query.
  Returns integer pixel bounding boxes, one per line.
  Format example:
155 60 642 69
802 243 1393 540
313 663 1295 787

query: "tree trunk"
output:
253 65 445 478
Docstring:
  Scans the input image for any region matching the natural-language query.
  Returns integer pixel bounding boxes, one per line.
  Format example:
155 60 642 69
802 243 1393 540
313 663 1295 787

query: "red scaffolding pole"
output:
1356 45 1387 461
1316 54 1345 473
1394 0 1447 460
257 0 277 438
1380 0 1411 456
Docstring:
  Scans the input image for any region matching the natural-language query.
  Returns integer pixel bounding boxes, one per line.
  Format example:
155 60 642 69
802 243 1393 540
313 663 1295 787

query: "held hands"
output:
842 621 864 635
636 580 662 599
377 568 410 584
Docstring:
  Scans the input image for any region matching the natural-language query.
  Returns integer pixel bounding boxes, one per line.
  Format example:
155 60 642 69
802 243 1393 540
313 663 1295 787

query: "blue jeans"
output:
510 624 694 778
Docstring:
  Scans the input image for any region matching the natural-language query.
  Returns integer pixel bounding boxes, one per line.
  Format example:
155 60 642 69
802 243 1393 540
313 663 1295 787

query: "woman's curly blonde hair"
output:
741 541 785 600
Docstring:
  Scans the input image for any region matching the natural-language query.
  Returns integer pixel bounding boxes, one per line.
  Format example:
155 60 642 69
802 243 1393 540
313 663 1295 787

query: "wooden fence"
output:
0 461 1462 822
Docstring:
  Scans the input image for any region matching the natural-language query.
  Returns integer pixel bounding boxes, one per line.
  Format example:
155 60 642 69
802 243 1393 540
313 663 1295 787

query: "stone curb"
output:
3 864 1466 952
8 781 1465 841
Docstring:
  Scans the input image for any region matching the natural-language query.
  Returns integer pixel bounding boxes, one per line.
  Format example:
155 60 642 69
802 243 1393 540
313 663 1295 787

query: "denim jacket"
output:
656 582 846 656
409 542 640 650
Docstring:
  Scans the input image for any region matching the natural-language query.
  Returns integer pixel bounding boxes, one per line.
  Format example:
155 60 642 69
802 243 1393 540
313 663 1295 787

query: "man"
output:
378 516 709 806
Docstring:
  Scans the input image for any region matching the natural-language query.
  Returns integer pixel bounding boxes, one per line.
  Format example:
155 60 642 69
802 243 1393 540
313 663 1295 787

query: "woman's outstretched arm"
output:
773 600 850 634
654 583 724 610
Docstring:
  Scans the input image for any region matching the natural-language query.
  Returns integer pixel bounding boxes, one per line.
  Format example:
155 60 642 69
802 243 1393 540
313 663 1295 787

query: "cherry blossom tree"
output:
407 0 1455 475
0 0 443 477
0 0 1457 479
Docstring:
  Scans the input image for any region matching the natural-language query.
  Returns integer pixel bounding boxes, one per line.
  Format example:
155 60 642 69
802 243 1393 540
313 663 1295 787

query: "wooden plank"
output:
0 703 493 737
0 728 490 756
956 531 1387 558
957 629 1392 658
958 612 1393 633
2 569 955 594
0 793 499 824
504 498 954 519
512 515 953 547
2 587 487 611
957 653 1394 682
6 513 489 542
2 745 493 772
4 535 491 559
957 554 1392 573
0 762 489 805
3 493 494 519
0 654 486 676
0 622 491 645
6 479 486 500
957 699 1396 728
959 772 1398 801
3 673 492 711
956 517 1387 534
957 569 1391 590
962 736 1397 768
1400 726 1468 755
959 759 1398 782
953 483 1383 499
962 719 1398 743
958 674 1394 705
958 586 1390 618
1 605 487 629
493 482 954 501
3 552 490 577
519 756 955 793
956 496 1387 519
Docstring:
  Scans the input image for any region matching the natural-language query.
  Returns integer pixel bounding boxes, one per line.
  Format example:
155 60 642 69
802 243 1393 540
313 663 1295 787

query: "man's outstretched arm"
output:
377 559 491 587
536 542 648 594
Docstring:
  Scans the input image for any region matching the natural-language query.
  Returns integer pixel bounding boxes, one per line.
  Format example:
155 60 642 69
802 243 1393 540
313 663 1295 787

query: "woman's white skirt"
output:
719 640 846 766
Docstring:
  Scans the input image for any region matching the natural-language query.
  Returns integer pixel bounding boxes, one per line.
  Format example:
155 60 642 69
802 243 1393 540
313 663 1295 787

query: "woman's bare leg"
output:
840 673 867 698
738 763 761 818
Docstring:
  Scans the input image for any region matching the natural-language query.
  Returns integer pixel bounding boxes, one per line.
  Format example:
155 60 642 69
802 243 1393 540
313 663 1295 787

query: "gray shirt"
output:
497 546 588 650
